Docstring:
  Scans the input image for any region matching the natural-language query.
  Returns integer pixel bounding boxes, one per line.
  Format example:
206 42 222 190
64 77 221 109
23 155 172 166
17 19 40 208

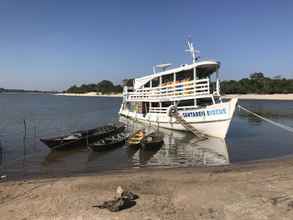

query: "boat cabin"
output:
122 60 221 115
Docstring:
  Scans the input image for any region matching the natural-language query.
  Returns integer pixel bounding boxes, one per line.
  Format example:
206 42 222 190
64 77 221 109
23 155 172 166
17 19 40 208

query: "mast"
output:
186 40 199 64
186 39 200 79
186 39 200 106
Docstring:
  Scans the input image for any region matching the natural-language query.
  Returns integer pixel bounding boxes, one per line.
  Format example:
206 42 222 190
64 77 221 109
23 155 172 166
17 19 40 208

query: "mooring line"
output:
238 105 293 133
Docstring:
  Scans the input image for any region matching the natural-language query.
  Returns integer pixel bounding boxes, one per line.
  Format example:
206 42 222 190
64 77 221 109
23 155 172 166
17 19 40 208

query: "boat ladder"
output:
169 106 207 140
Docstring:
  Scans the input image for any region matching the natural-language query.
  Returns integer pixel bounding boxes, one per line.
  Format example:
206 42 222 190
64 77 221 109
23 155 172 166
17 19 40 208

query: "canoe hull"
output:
89 139 126 152
40 124 126 150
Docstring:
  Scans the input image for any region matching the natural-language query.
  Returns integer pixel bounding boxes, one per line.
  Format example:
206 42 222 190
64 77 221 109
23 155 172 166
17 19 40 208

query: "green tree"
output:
221 73 293 94
249 72 264 79
96 80 115 94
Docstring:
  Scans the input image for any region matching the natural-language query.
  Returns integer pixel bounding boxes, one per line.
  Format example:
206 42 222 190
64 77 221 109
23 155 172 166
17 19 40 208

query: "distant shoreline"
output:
224 94 293 100
54 92 122 97
2 92 293 100
56 92 293 100
0 92 57 95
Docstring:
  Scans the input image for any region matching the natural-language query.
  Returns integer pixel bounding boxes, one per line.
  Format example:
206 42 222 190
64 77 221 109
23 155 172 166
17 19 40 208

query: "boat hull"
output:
89 139 126 152
41 124 126 150
119 98 238 139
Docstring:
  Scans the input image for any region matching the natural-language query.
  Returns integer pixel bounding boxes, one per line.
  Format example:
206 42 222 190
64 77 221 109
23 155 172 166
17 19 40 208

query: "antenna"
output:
153 63 172 73
156 63 172 71
185 38 200 63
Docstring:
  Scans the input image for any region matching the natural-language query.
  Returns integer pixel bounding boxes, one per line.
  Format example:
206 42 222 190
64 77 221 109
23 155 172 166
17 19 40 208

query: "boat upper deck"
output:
123 60 220 102
134 60 219 90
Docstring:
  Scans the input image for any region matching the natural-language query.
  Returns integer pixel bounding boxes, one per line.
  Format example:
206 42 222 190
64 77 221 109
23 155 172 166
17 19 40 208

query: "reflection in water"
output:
88 147 120 162
139 147 161 165
239 111 263 124
1 96 293 177
44 149 87 165
238 100 293 125
120 116 230 167
0 140 2 166
0 115 230 178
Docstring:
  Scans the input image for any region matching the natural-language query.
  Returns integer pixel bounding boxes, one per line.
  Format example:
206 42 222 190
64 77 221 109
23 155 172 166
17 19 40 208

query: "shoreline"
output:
2 157 293 219
54 92 122 97
55 92 293 100
2 92 293 100
224 93 293 100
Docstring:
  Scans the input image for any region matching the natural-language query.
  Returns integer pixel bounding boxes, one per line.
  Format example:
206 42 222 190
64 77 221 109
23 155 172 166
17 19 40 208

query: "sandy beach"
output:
1 157 293 220
224 94 293 100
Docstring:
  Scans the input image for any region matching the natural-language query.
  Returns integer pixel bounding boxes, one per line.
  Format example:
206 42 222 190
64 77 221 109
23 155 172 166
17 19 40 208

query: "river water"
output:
0 94 293 178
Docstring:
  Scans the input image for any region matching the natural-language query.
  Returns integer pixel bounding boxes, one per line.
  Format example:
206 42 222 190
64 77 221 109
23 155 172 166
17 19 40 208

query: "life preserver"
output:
167 105 178 117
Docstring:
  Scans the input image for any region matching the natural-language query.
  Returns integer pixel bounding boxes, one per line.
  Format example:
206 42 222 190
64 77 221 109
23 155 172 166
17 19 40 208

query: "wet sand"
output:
1 158 293 220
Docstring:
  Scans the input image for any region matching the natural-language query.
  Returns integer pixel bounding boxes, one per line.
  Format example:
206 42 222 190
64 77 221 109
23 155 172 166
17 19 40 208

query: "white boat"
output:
119 40 238 139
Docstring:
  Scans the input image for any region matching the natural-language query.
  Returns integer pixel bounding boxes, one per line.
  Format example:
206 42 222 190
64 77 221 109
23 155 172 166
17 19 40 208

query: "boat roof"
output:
134 60 220 89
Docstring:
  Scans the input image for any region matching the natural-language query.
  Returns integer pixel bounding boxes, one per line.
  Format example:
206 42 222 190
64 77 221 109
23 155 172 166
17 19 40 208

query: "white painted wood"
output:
119 98 238 139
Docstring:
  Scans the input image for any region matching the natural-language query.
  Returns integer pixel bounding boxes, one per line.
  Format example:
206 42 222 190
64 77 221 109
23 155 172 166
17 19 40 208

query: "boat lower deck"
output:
119 97 238 139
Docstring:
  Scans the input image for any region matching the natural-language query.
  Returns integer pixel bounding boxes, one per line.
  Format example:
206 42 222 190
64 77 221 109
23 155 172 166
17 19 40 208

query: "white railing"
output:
149 107 169 114
125 78 210 101
149 106 199 114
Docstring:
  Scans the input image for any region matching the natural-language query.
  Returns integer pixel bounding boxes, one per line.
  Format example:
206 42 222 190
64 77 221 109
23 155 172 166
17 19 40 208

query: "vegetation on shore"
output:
3 73 291 95
66 80 123 94
65 73 293 95
0 88 58 94
221 73 293 94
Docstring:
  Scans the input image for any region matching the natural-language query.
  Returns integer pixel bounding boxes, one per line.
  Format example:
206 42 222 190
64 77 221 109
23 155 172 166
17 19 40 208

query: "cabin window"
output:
176 69 194 82
177 99 194 107
142 102 149 115
162 101 172 107
210 81 216 92
196 65 217 79
151 102 159 108
144 81 150 88
197 98 213 107
162 74 174 85
151 77 160 87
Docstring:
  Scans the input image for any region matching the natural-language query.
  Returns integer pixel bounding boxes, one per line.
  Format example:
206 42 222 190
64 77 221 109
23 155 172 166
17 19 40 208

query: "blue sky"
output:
0 0 293 90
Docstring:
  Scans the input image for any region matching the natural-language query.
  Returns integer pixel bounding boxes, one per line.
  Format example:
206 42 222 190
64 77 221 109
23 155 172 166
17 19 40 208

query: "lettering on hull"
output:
182 108 227 118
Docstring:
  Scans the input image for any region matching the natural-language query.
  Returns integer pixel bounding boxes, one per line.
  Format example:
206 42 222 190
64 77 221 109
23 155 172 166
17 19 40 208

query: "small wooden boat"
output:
88 133 128 152
127 130 145 147
40 123 126 150
141 132 164 150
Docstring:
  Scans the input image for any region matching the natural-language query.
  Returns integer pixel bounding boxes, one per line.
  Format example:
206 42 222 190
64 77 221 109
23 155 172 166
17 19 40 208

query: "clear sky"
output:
0 0 293 90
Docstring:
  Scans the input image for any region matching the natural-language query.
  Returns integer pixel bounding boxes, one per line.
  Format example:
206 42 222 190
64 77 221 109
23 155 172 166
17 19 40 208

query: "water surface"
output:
0 94 293 178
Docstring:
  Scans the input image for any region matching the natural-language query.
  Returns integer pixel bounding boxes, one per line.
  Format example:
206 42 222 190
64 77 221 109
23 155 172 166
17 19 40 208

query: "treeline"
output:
64 73 293 95
0 88 58 94
66 80 123 94
221 73 293 94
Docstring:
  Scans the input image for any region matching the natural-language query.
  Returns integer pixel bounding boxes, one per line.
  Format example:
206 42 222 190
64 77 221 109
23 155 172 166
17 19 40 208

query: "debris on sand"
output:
93 186 139 212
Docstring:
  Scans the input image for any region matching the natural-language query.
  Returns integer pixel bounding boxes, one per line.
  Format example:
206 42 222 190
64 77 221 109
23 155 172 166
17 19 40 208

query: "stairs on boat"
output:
169 108 207 140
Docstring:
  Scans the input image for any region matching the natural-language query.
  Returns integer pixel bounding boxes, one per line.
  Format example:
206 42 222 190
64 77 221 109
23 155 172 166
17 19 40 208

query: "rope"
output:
238 105 293 133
